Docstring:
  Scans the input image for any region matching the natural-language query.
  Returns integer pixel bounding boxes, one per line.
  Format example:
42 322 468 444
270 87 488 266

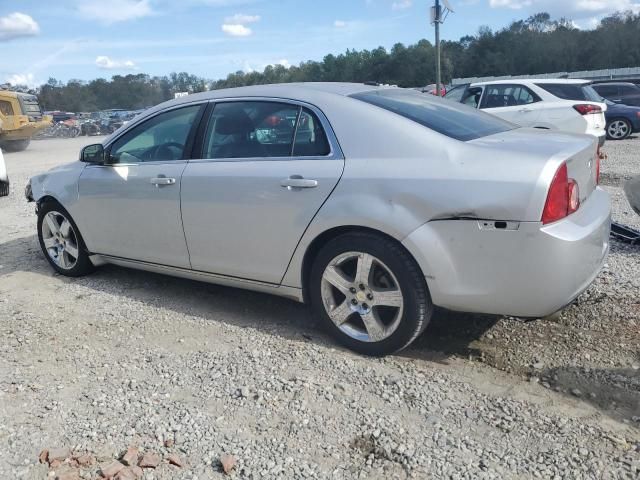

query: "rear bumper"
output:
403 188 611 317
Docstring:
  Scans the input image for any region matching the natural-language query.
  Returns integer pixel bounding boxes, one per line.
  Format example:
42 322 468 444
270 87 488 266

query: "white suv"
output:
445 79 607 146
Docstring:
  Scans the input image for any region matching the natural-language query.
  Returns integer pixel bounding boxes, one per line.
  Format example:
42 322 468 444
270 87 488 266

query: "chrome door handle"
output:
150 177 176 186
281 176 318 189
519 108 532 113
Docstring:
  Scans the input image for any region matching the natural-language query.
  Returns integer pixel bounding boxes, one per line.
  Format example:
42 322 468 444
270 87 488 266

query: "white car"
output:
445 79 607 146
0 147 9 197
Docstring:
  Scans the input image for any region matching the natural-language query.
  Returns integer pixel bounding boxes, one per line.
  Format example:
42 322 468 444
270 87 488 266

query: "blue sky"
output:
1 0 638 86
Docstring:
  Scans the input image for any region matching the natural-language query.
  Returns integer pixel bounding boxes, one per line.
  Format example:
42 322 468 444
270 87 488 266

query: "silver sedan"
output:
26 83 611 356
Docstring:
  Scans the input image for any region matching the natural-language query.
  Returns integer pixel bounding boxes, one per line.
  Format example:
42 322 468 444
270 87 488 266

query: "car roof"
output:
472 79 590 86
593 82 638 86
137 82 393 120
172 82 385 105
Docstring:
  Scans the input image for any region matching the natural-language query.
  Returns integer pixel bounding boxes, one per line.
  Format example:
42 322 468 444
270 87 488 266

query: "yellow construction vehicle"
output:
0 90 51 152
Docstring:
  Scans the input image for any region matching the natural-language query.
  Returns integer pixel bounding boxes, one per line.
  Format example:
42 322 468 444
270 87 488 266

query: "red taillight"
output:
573 104 602 115
568 179 580 214
542 163 580 225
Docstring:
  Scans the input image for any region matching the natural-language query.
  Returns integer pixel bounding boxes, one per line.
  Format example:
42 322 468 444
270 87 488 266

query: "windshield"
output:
351 89 515 141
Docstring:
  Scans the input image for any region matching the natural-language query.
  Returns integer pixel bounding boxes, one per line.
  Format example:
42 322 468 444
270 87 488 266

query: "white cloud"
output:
5 73 38 87
224 13 260 24
334 20 347 28
0 12 40 41
221 23 252 36
277 59 291 68
392 0 413 10
78 0 153 24
95 56 136 70
489 0 640 15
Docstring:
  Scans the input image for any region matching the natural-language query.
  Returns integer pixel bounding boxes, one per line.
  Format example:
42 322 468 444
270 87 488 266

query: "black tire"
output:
606 118 632 140
0 180 8 197
309 232 432 356
2 139 31 152
37 201 95 277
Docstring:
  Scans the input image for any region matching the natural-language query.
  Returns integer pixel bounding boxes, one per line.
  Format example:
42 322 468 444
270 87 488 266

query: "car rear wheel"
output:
309 232 432 356
37 202 94 277
606 119 632 140
0 180 8 197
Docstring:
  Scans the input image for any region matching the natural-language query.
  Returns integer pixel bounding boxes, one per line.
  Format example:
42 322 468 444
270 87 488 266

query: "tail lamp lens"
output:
542 163 580 225
573 104 602 115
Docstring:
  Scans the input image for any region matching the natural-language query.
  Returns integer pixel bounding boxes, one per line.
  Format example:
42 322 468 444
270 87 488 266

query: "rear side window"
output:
203 101 330 159
480 84 540 108
293 109 330 157
620 84 640 95
593 85 618 97
351 89 514 141
536 83 602 102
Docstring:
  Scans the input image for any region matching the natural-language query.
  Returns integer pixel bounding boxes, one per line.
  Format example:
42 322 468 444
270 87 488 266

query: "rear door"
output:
479 84 542 126
180 100 344 284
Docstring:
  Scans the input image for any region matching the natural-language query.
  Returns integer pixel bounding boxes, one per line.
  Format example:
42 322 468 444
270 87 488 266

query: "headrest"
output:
216 110 255 135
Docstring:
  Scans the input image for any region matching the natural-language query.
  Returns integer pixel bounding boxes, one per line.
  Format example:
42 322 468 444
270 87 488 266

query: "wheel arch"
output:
298 225 425 304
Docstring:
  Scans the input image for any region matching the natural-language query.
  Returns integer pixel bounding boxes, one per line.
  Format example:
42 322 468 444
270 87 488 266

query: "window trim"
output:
102 102 207 166
479 83 541 109
190 96 344 163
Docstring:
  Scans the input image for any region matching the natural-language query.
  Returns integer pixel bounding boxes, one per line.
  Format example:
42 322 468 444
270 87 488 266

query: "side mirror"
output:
80 144 105 164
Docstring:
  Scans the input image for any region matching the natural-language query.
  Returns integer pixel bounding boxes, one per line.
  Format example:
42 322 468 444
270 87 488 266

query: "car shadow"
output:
540 365 640 421
2 234 637 424
1 234 498 362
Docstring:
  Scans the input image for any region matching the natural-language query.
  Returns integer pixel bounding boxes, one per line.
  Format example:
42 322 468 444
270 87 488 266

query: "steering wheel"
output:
147 142 184 160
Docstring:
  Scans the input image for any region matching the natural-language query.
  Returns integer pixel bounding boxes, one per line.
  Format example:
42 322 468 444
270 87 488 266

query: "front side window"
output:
443 85 467 103
351 88 515 141
109 105 201 164
202 101 330 159
481 84 540 108
0 100 14 116
461 87 483 108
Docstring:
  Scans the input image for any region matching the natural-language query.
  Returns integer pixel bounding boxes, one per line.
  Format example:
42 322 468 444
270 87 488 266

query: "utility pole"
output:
434 0 441 96
431 0 453 97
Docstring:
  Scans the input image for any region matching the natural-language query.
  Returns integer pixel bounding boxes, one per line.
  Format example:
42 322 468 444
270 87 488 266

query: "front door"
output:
181 100 344 284
77 104 203 268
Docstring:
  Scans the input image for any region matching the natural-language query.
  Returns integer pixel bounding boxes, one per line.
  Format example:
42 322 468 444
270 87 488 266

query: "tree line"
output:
11 10 640 112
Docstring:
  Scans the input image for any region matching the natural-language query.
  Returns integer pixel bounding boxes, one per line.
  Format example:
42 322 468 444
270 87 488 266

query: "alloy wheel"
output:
41 211 80 270
608 120 630 140
320 251 404 343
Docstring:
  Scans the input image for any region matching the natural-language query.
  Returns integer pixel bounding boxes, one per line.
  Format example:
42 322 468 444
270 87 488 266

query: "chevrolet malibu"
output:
26 83 611 356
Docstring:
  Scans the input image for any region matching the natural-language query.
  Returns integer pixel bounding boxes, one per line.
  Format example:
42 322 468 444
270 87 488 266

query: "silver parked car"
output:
26 83 611 356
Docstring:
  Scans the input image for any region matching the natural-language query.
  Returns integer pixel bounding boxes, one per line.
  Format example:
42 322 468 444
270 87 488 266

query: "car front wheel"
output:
310 232 432 356
37 202 94 277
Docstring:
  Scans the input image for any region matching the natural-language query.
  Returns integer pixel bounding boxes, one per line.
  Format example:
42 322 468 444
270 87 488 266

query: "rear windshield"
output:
351 89 514 141
535 83 602 102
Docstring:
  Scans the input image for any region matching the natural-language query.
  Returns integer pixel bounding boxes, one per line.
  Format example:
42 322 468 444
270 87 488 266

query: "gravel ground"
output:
0 137 638 480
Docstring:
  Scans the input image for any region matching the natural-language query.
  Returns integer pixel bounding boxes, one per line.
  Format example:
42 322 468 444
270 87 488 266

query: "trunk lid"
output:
466 127 598 221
